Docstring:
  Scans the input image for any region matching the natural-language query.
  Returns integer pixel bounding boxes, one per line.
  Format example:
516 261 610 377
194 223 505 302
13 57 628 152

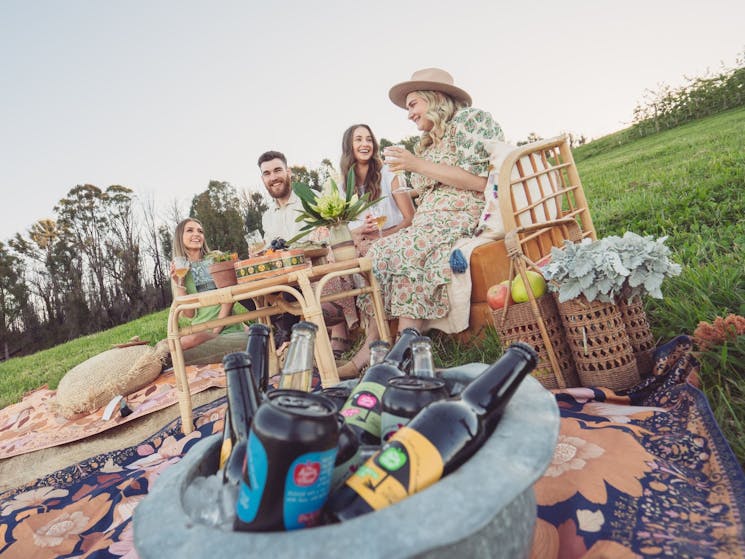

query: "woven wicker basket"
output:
617 295 656 376
553 294 640 391
493 295 579 389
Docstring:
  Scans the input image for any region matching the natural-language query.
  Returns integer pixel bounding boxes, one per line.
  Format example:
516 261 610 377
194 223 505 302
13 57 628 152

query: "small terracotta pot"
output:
208 260 238 288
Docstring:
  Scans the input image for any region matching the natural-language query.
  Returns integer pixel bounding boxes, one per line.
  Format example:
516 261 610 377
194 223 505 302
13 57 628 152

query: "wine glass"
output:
173 257 190 287
384 144 406 179
370 206 387 239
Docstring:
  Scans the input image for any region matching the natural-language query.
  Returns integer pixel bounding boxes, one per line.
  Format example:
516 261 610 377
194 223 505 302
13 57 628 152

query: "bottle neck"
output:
384 327 420 370
369 341 390 366
411 341 435 378
460 344 537 420
283 330 315 373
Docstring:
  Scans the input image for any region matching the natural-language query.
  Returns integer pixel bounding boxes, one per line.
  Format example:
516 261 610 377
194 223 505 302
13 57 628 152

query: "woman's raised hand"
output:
383 145 416 174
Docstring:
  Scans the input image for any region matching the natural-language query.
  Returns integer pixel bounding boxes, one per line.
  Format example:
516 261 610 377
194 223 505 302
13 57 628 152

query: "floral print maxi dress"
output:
367 107 504 320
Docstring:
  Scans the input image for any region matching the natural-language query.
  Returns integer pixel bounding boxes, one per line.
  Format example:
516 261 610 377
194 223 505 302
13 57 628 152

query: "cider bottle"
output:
278 322 317 392
327 342 538 521
383 327 420 372
246 323 271 393
221 351 261 485
410 336 436 378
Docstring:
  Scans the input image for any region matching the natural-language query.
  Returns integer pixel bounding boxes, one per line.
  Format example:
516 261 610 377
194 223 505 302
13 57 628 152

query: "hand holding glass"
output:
173 257 190 287
370 207 387 239
384 145 406 178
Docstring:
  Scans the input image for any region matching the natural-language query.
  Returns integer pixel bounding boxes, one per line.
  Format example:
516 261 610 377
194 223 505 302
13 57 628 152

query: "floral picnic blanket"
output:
0 364 225 460
0 336 743 558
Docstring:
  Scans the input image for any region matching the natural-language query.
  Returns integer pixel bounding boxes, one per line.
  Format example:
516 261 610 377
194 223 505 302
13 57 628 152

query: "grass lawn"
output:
1 108 744 465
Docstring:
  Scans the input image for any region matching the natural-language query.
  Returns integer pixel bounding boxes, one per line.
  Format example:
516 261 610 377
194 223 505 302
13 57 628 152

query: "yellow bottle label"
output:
345 426 443 511
219 438 232 469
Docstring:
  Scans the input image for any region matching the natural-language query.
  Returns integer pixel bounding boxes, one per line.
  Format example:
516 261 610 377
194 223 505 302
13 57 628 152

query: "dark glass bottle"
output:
221 351 261 485
327 342 538 522
245 323 271 393
383 327 420 372
338 360 405 445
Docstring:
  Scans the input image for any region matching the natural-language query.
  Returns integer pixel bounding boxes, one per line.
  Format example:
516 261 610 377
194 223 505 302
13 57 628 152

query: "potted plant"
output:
540 232 682 387
289 168 380 261
541 232 682 304
206 250 239 288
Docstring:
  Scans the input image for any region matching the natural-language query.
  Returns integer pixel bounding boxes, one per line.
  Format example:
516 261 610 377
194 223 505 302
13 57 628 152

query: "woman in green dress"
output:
170 218 247 365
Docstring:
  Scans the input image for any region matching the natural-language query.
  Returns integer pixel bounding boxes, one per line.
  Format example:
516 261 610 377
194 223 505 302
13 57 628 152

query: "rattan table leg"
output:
167 332 194 435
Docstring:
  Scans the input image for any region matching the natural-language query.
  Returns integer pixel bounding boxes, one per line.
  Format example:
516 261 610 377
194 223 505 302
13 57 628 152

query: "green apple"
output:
511 271 547 302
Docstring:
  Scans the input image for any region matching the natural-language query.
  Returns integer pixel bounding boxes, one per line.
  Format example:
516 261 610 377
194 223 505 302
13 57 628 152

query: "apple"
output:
487 280 512 310
511 270 547 303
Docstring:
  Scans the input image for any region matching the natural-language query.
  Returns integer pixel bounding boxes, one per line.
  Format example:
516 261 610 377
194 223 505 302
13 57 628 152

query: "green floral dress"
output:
367 107 504 320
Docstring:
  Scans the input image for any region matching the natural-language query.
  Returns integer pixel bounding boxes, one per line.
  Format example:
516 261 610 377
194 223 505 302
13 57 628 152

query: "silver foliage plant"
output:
541 232 682 303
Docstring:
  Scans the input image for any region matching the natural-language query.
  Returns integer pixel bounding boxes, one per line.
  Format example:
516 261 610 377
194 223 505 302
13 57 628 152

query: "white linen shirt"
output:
262 191 304 244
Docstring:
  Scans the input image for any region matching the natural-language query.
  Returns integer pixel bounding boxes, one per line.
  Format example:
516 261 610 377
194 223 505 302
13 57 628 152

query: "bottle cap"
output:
293 321 319 333
248 323 271 336
223 351 252 370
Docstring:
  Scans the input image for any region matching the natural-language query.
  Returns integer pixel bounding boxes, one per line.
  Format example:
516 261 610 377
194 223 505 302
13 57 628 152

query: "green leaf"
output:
345 167 356 201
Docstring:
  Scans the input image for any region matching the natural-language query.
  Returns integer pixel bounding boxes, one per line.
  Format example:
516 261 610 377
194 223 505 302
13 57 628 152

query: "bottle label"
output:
339 381 385 437
235 431 268 523
380 411 410 442
283 448 337 530
344 427 443 511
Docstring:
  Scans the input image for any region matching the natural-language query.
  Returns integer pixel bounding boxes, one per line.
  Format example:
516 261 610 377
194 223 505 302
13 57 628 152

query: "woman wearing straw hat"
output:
340 68 504 376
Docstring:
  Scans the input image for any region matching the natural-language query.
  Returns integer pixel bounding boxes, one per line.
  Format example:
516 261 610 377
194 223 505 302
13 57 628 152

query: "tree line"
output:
0 151 401 360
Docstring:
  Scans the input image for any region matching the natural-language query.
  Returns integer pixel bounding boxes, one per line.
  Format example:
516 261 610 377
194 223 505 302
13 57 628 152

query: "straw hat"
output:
389 68 472 109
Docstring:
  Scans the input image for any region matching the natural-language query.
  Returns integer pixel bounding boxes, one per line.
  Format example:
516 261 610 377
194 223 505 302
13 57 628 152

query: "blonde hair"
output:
413 90 467 153
173 218 210 260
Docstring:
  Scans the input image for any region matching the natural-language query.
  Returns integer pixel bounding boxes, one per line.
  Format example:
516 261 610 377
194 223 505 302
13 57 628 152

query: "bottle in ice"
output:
368 340 390 366
278 321 317 392
235 390 339 531
326 342 538 522
337 330 420 444
409 336 436 378
245 322 271 393
383 327 420 372
221 351 261 485
338 352 406 445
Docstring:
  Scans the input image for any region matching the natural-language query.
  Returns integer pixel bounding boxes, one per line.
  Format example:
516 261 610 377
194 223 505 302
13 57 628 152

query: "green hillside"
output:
1 107 744 464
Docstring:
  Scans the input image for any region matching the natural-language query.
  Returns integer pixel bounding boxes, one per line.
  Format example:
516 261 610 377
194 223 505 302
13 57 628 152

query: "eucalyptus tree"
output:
54 184 112 317
141 195 170 307
10 219 90 342
190 180 245 255
104 185 143 318
241 189 269 237
0 241 29 359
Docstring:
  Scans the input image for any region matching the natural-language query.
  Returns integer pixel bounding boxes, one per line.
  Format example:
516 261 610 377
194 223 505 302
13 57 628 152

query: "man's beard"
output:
269 177 291 199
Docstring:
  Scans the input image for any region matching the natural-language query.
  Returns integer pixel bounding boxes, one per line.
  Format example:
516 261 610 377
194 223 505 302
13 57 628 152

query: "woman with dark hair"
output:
339 124 414 256
341 68 504 376
170 218 247 364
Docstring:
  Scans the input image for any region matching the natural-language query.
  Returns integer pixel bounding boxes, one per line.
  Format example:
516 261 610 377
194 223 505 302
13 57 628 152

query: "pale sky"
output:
1 0 743 242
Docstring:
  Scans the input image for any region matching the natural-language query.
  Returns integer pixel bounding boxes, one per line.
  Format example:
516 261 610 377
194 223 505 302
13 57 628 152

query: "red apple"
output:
487 281 512 310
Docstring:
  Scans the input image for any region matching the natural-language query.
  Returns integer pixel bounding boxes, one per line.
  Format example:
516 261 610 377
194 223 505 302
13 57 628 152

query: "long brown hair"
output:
340 124 383 201
173 218 210 260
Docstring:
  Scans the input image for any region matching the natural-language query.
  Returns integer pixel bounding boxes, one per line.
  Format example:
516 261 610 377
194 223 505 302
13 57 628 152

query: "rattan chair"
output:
463 135 597 341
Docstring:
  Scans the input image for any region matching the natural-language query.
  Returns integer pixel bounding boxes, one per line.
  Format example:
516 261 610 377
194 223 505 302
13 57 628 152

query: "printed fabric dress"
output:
366 107 504 320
